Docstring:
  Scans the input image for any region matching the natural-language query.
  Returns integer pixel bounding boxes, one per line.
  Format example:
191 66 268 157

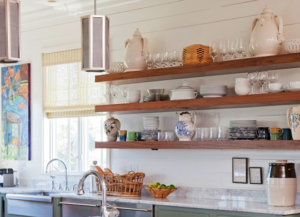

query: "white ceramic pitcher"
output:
124 28 147 71
174 112 196 141
287 106 300 140
250 6 284 57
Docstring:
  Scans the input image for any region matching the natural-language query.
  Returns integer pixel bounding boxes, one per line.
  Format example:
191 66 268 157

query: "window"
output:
42 49 109 174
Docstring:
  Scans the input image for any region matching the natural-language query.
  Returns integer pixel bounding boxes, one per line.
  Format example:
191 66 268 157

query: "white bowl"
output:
268 83 283 92
283 39 300 53
200 85 227 97
289 81 300 89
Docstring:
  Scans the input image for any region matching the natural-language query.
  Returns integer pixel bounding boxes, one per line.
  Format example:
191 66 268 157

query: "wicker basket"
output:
183 44 213 65
96 171 145 197
145 187 177 198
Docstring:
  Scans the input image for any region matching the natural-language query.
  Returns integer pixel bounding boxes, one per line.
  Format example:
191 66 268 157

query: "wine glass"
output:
169 50 177 67
237 38 246 59
209 41 218 62
268 71 278 83
176 50 183 66
153 53 161 68
219 41 227 61
258 71 269 93
227 39 236 60
145 53 153 69
248 72 258 94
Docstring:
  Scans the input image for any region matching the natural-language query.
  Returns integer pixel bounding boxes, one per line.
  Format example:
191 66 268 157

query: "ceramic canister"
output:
267 160 297 207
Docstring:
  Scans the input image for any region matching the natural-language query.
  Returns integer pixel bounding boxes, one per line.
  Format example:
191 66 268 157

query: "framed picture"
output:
232 157 248 184
249 167 263 184
1 64 31 160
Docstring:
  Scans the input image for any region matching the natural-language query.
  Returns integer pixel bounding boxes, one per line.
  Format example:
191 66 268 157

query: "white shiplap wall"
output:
1 0 300 191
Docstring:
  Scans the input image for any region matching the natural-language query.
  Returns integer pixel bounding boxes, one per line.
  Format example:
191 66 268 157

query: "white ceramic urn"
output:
124 28 147 71
250 6 284 57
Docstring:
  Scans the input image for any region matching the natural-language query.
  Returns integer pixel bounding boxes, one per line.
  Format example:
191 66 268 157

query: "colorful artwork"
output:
1 64 31 160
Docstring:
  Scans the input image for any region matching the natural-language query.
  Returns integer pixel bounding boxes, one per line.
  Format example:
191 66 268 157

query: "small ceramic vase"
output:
104 117 121 142
174 112 195 141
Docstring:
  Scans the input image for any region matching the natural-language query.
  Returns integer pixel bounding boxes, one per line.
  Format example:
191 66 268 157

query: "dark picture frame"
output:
249 167 263 184
232 157 248 184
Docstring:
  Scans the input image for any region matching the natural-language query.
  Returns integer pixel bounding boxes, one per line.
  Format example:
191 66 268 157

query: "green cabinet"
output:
155 205 300 217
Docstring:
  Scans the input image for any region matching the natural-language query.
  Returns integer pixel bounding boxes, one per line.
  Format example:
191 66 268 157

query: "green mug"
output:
127 132 141 141
269 128 283 140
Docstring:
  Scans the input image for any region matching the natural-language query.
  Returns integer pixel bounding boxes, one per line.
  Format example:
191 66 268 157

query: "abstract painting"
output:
1 64 31 160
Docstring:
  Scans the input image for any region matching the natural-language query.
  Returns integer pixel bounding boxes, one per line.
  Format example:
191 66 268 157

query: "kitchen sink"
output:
6 190 67 217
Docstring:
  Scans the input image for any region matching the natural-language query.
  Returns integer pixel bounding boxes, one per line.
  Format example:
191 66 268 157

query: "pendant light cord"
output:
94 0 97 15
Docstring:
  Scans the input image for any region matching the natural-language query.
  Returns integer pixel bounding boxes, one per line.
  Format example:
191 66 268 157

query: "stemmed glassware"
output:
146 50 182 69
248 72 258 94
219 41 227 61
209 41 218 62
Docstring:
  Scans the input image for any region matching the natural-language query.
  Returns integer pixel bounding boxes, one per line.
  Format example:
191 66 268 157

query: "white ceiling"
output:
21 0 149 31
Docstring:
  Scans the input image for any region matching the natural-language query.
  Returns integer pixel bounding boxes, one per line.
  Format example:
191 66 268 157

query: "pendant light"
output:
0 0 20 63
81 0 110 72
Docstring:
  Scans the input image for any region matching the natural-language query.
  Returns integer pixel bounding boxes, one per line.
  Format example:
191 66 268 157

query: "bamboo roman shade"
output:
43 49 107 118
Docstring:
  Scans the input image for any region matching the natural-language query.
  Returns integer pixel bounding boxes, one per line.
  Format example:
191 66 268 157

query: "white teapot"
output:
250 6 284 57
124 28 147 71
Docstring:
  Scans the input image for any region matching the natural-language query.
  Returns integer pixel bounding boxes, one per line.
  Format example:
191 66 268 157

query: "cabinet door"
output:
215 210 282 217
155 206 214 217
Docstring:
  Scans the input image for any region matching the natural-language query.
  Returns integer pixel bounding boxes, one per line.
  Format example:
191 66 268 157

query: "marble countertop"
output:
2 187 300 215
52 192 300 215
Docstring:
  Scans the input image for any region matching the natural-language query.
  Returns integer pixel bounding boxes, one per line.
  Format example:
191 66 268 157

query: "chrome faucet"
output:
77 170 119 217
45 158 69 191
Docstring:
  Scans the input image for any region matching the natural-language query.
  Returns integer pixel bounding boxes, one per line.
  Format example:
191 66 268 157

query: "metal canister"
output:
267 160 297 206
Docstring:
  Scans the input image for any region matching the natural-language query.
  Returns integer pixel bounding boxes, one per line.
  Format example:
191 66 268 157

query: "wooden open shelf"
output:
95 53 300 84
95 91 300 114
95 140 300 150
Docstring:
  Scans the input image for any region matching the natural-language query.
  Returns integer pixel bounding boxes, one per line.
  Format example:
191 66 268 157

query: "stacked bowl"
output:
142 116 160 141
143 116 159 130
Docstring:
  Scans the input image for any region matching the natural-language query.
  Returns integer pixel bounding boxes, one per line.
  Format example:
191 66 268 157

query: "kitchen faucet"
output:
77 170 120 217
45 158 69 191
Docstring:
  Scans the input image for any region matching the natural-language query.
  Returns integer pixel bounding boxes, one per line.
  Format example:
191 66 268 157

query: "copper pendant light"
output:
81 0 110 72
0 0 20 63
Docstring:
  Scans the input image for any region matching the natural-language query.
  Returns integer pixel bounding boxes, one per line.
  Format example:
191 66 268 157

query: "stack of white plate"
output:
143 116 159 130
200 85 227 98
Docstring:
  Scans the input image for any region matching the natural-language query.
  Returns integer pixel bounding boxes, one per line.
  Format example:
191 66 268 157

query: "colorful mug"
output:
269 128 283 140
118 130 127 141
282 128 292 140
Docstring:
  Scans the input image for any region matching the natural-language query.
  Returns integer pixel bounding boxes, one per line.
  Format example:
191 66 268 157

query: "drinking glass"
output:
176 51 183 66
165 131 175 141
258 71 269 93
209 127 218 140
153 53 161 68
145 53 153 69
162 51 171 68
237 38 247 58
158 131 165 141
219 41 227 61
169 50 177 67
209 41 218 62
248 72 259 94
217 127 228 140
193 128 202 141
227 39 236 60
200 128 209 140
268 71 278 83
